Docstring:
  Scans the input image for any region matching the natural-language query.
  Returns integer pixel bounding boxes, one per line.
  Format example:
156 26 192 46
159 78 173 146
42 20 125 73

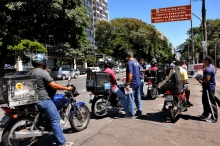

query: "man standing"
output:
196 56 217 123
139 58 145 97
125 51 142 118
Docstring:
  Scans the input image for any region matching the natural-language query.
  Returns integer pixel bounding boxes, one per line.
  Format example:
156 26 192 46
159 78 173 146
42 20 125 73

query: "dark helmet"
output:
174 52 182 64
31 54 47 68
104 58 115 68
150 58 157 66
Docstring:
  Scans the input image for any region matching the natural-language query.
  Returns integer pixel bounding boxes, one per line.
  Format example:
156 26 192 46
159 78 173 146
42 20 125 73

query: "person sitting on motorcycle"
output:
161 53 193 111
148 58 158 71
31 54 74 146
103 58 130 116
146 58 158 83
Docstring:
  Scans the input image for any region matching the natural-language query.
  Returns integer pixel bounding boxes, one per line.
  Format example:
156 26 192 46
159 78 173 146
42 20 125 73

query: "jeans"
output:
126 86 142 116
37 100 66 146
112 88 129 113
140 79 144 95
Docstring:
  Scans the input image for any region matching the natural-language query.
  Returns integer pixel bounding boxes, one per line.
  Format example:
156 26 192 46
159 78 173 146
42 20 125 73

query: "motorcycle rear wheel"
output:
169 101 181 122
2 117 38 146
69 105 90 132
91 96 110 118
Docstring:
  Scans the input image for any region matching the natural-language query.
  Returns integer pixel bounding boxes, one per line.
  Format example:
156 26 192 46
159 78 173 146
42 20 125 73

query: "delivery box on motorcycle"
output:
0 75 38 107
86 71 111 93
157 66 183 93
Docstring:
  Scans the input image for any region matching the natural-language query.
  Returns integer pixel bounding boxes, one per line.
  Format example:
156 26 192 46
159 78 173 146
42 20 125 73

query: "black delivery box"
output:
157 66 183 93
86 71 110 93
0 75 38 107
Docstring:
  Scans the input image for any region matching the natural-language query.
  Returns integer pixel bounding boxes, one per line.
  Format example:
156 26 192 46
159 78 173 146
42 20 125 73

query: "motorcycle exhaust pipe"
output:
13 131 51 139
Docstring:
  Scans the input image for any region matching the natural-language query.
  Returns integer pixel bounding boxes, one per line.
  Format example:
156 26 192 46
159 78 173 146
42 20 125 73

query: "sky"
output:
108 0 220 48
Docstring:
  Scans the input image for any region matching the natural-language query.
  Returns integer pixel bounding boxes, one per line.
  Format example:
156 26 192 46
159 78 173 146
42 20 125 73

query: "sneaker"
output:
135 110 142 116
187 101 193 106
161 107 167 112
63 142 74 146
198 114 208 120
206 118 217 123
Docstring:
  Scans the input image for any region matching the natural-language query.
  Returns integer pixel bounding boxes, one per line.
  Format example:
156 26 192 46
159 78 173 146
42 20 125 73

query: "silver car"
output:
51 67 78 80
112 66 124 74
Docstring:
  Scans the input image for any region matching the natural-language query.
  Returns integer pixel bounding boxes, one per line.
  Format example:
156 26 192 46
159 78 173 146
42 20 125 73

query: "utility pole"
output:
190 0 195 64
202 0 207 57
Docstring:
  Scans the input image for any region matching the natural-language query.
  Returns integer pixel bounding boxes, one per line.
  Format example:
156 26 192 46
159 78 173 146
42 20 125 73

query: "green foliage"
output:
181 19 220 63
9 39 46 53
0 0 90 75
95 18 172 63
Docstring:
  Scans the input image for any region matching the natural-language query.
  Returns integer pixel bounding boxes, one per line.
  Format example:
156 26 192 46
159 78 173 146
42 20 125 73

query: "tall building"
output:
93 0 109 23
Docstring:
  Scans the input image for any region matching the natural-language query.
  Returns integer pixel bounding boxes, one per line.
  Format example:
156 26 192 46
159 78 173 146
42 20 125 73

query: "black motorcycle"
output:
0 76 90 146
90 84 125 118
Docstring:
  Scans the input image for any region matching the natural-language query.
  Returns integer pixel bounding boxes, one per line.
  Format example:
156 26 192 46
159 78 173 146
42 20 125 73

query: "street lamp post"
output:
190 0 195 64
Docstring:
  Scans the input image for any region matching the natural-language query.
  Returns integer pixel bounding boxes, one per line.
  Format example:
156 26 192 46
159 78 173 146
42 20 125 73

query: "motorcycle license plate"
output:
0 116 10 125
165 95 173 101
148 84 152 88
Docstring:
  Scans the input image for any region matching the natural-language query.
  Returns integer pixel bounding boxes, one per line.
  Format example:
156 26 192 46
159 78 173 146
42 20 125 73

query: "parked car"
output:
112 66 124 74
74 69 80 75
78 68 90 75
51 67 78 80
88 67 100 72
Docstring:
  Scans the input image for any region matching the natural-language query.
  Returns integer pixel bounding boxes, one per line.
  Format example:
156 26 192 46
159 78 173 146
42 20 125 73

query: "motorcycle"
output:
163 89 187 122
0 76 90 146
146 76 159 100
145 70 159 100
89 83 124 118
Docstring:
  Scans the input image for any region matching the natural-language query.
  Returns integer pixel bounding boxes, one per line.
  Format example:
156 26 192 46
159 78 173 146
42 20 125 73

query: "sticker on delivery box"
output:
16 83 23 90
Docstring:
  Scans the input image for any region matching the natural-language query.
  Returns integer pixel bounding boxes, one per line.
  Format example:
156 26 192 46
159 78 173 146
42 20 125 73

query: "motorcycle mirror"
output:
67 76 72 85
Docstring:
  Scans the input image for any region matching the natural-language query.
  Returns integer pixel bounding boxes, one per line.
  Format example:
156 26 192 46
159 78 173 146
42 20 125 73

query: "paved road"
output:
0 71 220 146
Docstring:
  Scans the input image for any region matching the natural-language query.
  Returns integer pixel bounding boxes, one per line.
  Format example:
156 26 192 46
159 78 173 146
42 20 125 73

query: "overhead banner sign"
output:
151 5 191 23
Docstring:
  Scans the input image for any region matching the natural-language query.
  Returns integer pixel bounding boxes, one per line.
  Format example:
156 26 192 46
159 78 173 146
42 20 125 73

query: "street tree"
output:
0 0 90 76
95 18 173 63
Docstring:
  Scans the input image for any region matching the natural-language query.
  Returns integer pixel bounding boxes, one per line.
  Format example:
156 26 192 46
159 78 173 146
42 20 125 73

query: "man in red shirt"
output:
103 58 130 116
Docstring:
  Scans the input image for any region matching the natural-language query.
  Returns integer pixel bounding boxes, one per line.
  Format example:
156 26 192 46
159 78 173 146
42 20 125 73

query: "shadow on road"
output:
180 114 203 121
136 111 174 123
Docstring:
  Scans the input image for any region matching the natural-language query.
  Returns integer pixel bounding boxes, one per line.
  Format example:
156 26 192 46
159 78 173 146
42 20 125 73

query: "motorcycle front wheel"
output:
91 96 111 118
150 87 158 100
2 117 38 146
69 105 90 132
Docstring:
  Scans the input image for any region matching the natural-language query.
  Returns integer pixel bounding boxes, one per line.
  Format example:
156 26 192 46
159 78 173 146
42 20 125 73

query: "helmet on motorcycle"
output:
104 57 115 68
31 54 47 69
150 58 157 66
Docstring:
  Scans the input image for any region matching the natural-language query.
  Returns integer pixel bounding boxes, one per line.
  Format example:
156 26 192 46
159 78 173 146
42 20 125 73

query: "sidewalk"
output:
79 77 220 146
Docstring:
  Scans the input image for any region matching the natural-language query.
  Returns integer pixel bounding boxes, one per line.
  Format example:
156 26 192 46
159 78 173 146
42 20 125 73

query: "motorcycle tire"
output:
147 87 158 100
169 101 181 123
69 105 90 132
91 96 110 118
2 117 39 146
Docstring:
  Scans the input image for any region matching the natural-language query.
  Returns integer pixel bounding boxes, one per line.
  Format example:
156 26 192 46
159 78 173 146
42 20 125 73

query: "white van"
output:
88 67 101 72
